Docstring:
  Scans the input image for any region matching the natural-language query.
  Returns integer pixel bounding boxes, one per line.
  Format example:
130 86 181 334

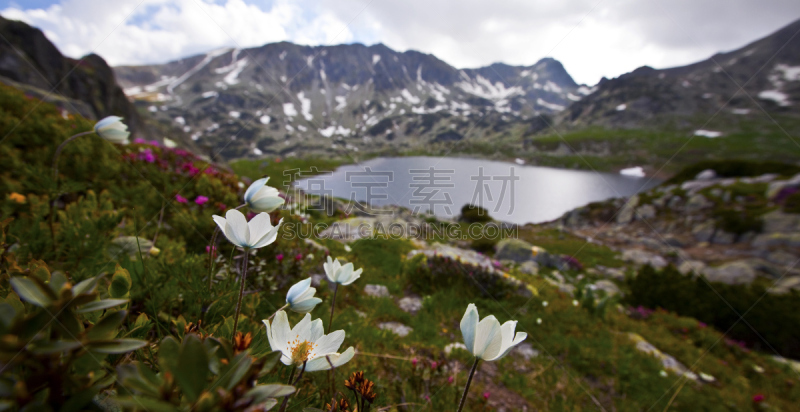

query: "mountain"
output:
0 16 151 138
559 18 800 128
113 42 587 160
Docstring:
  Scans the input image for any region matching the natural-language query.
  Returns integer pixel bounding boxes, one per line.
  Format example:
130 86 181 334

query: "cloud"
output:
2 0 799 84
0 0 354 66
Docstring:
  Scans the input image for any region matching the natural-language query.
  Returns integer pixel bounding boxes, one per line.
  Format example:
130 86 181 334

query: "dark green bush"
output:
459 204 492 223
783 191 800 214
625 265 800 358
665 160 800 185
402 253 520 299
469 237 497 255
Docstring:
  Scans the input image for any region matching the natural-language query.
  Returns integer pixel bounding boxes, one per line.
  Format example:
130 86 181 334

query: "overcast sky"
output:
2 0 799 85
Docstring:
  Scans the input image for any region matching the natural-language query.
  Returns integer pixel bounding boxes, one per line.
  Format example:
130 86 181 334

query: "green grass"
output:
230 156 349 190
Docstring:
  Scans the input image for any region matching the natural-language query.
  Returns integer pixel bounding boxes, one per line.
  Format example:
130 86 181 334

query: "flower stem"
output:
207 226 220 291
329 283 339 330
231 249 249 340
266 304 289 321
279 361 307 412
456 358 480 412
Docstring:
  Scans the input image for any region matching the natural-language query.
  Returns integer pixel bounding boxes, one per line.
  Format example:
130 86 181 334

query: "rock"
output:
398 296 423 313
564 207 589 228
753 233 800 248
712 230 736 245
558 283 576 295
303 238 329 252
767 250 798 267
378 322 412 337
512 343 539 360
364 284 390 298
761 210 800 234
692 221 715 243
628 333 698 380
663 236 685 248
667 195 683 209
703 261 757 284
768 276 800 295
519 260 539 275
622 249 667 268
593 280 621 297
617 195 639 224
766 173 800 198
495 238 536 262
444 342 467 356
685 194 713 212
678 260 706 275
695 169 717 180
635 204 657 220
598 266 626 281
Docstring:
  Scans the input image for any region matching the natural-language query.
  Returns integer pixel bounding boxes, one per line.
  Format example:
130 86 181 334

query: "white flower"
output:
536 318 542 325
212 209 282 249
659 370 668 378
163 138 177 148
94 116 130 144
460 303 526 362
541 301 548 307
263 311 355 371
572 300 579 307
344 245 352 252
323 256 362 286
286 278 322 314
244 177 285 213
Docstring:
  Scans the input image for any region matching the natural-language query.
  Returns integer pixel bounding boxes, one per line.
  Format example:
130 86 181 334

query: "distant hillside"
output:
113 42 588 160
559 18 800 128
0 16 152 139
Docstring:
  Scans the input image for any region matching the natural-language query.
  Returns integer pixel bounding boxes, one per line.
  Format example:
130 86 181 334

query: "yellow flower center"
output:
288 338 315 364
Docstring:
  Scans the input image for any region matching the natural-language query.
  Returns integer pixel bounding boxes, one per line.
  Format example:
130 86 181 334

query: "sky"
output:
1 0 799 85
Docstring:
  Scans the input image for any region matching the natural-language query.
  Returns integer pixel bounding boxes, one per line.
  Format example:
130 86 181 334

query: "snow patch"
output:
616 103 627 111
201 91 218 99
260 115 271 124
335 96 347 111
758 90 790 106
567 93 581 102
297 92 313 121
694 130 723 138
279 51 287 61
776 64 800 81
319 125 352 138
372 54 381 65
620 167 645 177
297 125 307 132
229 111 240 119
401 89 420 104
457 75 524 100
253 147 263 155
283 103 298 117
577 85 596 95
148 105 157 113
536 98 565 112
731 108 750 115
543 81 562 93
174 116 185 125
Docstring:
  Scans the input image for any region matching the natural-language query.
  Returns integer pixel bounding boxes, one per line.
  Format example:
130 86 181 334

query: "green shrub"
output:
402 253 520 299
625 265 800 358
459 204 492 223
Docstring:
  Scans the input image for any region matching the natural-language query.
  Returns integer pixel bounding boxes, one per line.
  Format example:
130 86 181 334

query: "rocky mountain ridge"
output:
113 42 590 159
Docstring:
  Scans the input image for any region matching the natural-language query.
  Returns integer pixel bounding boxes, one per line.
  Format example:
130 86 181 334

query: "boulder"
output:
692 221 715 243
685 194 713 212
678 260 707 275
761 210 800 234
635 204 657 220
768 276 800 295
378 322 413 337
753 233 800 248
495 238 536 262
398 296 423 313
703 261 757 284
617 195 639 224
593 280 621 297
622 249 667 268
767 250 799 267
695 169 717 180
364 284 390 298
519 260 539 275
711 230 736 245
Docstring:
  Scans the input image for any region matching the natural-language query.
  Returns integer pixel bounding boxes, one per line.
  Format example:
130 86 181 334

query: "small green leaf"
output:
48 271 68 294
175 334 209 403
157 336 180 374
89 339 147 354
73 275 102 296
87 310 127 341
109 264 132 299
259 350 283 376
116 396 178 412
246 384 295 403
29 340 83 355
10 277 54 307
219 352 253 391
76 299 128 313
0 294 24 317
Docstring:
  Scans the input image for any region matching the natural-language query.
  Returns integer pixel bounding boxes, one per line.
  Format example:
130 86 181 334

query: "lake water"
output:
295 156 661 225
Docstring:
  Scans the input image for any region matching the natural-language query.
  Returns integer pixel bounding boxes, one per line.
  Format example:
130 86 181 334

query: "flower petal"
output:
244 177 268 204
308 319 325 342
212 215 227 233
460 303 479 354
304 347 355 372
224 209 250 247
485 320 516 361
311 330 345 359
247 212 274 247
252 219 282 249
472 315 501 359
286 278 311 304
339 267 362 286
290 297 321 314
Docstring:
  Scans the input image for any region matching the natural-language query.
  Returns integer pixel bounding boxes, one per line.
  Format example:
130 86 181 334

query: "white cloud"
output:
2 0 799 85
0 0 353 66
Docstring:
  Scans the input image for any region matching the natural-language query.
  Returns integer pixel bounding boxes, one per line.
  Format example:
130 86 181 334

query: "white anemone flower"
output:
323 256 362 285
212 209 282 249
263 311 355 371
286 278 322 313
94 116 130 144
244 177 285 213
460 303 527 361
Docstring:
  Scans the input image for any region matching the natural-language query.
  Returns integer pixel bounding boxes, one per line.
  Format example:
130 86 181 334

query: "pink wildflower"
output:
175 194 188 204
195 195 209 205
483 392 490 400
276 253 284 262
